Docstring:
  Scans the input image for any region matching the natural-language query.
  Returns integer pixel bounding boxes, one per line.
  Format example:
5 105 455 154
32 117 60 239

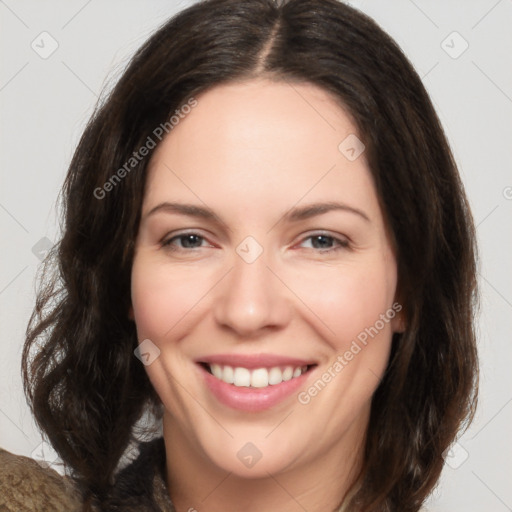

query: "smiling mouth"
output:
199 362 317 388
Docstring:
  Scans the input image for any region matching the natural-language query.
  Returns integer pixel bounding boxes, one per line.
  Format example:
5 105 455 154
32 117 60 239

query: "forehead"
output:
151 78 359 165
143 79 380 224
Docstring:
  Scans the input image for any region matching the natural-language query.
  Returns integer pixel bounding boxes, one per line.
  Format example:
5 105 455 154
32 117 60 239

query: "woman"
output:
1 0 478 510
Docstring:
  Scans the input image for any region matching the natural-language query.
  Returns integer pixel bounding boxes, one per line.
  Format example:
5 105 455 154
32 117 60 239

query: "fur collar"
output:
0 438 175 511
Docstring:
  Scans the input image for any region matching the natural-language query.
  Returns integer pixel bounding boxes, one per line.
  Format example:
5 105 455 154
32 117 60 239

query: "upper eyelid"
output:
162 231 213 247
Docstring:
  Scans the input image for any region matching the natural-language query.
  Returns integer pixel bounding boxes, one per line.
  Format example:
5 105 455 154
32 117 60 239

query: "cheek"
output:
294 258 397 351
292 260 397 428
130 255 198 410
130 255 195 340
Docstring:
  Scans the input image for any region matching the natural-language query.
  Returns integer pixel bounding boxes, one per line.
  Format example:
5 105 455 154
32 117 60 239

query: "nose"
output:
212 249 292 339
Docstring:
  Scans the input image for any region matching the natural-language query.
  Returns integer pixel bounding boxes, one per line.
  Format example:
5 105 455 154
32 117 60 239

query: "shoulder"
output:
0 447 82 512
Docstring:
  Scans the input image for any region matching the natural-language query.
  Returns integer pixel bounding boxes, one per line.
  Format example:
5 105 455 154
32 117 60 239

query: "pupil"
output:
183 234 200 248
313 235 331 249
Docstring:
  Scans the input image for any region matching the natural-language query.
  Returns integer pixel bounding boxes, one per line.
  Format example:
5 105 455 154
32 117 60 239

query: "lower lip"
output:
198 364 313 412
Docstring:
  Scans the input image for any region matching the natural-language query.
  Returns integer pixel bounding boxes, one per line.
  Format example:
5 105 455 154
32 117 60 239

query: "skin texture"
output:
130 79 404 512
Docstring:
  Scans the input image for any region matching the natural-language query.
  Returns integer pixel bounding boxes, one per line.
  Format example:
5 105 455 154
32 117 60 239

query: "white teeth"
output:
282 366 293 381
233 367 251 387
223 365 234 384
251 368 269 388
268 367 283 385
206 363 309 388
210 363 222 379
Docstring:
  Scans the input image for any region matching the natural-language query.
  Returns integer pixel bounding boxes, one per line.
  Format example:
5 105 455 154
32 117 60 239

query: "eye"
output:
162 232 211 251
161 231 349 253
297 233 349 253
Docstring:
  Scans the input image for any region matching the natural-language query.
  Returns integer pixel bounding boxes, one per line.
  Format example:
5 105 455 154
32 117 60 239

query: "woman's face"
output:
131 79 403 478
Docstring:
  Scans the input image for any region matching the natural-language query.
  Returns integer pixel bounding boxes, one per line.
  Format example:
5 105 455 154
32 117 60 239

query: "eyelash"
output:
161 231 349 253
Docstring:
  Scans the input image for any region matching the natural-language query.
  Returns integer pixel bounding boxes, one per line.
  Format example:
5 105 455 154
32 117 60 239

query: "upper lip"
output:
196 353 317 369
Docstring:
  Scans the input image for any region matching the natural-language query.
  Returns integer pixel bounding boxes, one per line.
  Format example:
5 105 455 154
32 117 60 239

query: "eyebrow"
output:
283 201 370 223
145 200 370 227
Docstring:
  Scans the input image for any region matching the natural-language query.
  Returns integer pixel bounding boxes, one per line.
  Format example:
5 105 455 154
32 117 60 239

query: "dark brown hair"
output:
22 0 478 510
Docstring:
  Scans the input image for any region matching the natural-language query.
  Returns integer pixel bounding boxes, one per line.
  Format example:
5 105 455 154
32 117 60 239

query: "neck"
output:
163 415 366 512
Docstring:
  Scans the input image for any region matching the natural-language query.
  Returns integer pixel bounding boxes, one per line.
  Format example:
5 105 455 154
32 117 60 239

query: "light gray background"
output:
1 1 511 510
